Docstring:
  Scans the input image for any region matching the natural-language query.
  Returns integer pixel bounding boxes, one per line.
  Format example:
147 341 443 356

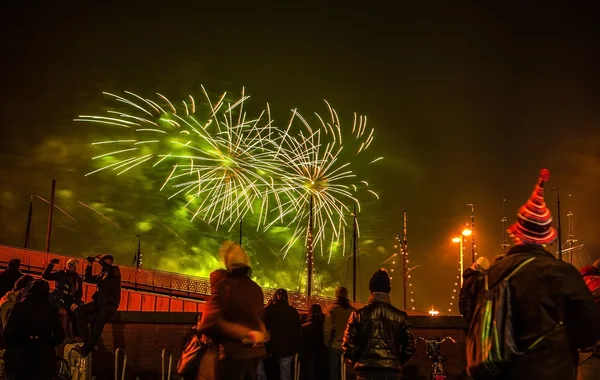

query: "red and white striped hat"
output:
508 169 557 245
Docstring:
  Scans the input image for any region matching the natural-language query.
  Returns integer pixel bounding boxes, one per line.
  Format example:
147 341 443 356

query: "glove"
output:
242 330 266 346
50 258 60 265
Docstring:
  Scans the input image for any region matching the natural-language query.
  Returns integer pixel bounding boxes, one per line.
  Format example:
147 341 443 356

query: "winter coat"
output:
580 266 600 303
84 262 121 307
43 263 83 309
459 267 484 323
485 244 600 380
0 269 22 300
198 266 266 360
324 298 354 350
264 301 302 358
342 293 415 374
3 285 64 379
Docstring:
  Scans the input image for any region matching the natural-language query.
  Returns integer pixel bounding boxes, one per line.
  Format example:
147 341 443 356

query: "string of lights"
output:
447 241 461 315
386 232 416 312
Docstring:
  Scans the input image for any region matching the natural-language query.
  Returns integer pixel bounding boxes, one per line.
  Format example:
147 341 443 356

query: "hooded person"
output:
197 241 267 380
324 286 355 380
258 288 301 380
43 257 83 339
0 260 23 300
342 269 415 380
458 256 490 323
3 280 63 380
74 254 121 357
478 169 600 380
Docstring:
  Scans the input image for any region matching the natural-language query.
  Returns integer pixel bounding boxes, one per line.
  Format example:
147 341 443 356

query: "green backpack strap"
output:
504 257 536 282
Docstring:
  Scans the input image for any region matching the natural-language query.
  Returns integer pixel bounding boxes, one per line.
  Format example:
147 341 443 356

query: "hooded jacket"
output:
264 300 301 358
43 263 83 308
324 298 355 350
0 291 21 329
459 267 484 323
485 244 600 380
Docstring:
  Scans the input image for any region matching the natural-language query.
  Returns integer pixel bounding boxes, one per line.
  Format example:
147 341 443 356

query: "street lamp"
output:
452 229 471 287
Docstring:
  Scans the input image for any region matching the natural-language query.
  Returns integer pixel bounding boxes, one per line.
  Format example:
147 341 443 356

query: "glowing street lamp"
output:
452 228 471 288
429 308 440 316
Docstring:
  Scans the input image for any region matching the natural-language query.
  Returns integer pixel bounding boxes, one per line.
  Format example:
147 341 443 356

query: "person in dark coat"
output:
301 304 326 380
343 269 415 380
480 169 600 380
458 257 489 324
74 254 121 357
3 279 64 380
43 258 83 339
259 289 301 380
0 259 22 299
198 241 267 380
324 286 354 380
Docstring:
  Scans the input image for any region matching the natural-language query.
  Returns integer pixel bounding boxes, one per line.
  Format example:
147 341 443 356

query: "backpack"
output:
466 257 558 379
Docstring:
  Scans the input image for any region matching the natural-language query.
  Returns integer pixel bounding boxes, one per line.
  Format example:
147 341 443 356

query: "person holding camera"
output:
73 254 121 357
42 258 83 340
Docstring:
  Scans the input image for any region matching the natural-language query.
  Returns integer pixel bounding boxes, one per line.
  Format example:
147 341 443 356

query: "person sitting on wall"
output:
73 254 121 357
43 258 83 340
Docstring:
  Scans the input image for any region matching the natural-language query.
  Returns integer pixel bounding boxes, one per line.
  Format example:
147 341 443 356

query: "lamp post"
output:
452 228 472 287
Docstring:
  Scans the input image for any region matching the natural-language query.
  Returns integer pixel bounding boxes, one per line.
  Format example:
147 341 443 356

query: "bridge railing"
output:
0 245 365 311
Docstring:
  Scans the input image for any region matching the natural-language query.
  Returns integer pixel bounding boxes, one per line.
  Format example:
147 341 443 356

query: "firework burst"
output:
76 87 285 230
266 102 381 261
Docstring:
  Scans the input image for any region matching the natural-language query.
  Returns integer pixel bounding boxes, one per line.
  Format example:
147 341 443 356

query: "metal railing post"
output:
341 352 346 380
294 353 300 380
115 348 127 380
161 348 173 380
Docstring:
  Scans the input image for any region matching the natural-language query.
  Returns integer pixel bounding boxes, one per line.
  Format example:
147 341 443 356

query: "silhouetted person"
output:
0 260 22 299
343 269 415 380
324 286 354 380
74 254 121 357
258 288 301 380
0 275 34 378
3 280 63 380
301 304 326 380
43 258 83 339
459 257 489 324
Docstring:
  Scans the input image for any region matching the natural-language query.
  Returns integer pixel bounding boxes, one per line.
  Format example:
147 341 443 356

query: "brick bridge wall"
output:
89 313 469 380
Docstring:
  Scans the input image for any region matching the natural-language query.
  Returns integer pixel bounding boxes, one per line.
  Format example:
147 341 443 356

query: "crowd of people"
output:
1 168 600 380
0 254 121 380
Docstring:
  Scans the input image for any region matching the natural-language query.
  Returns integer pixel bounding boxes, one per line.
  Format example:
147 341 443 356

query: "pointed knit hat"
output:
508 169 557 245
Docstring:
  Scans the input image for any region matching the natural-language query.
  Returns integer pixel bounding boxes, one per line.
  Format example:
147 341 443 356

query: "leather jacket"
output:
342 295 415 372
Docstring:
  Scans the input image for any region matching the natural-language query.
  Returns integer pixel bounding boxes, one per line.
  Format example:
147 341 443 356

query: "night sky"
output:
1 2 599 311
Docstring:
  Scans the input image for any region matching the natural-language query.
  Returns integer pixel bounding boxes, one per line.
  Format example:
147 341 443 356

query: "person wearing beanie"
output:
198 241 267 379
473 169 600 380
342 269 414 380
324 286 354 380
459 257 490 323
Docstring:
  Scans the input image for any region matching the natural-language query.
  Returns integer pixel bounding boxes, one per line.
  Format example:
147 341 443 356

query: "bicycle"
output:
417 336 457 380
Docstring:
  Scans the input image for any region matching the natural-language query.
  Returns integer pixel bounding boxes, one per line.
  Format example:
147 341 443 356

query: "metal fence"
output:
0 244 365 312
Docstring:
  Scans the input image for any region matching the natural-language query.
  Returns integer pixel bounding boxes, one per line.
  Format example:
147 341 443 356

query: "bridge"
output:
0 244 363 313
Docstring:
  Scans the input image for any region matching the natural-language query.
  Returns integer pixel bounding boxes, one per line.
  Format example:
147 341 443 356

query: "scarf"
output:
368 292 391 304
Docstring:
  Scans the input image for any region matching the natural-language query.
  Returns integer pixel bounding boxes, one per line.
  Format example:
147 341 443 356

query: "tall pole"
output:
239 218 243 246
45 179 56 254
501 199 509 254
459 238 464 287
352 203 357 303
307 195 314 308
556 191 563 261
567 211 574 265
467 204 475 263
24 196 33 249
402 207 408 311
